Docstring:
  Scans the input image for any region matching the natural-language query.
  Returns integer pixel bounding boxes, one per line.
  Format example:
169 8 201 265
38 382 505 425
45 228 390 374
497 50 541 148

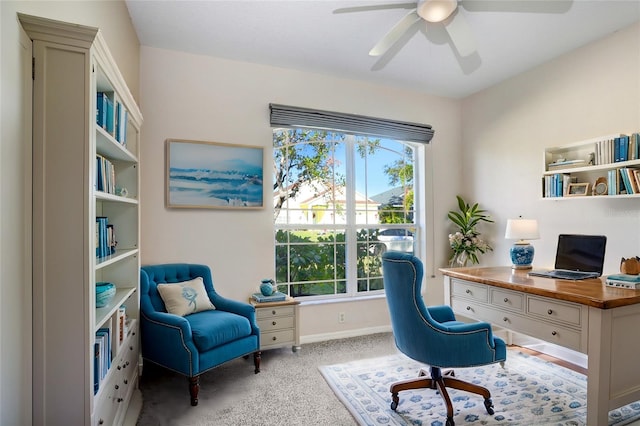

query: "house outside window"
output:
273 128 418 299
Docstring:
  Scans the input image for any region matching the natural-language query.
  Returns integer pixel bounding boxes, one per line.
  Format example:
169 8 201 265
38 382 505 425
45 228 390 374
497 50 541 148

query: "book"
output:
93 341 100 394
606 274 640 289
96 217 108 259
251 292 287 303
607 274 640 282
118 305 126 344
116 102 128 145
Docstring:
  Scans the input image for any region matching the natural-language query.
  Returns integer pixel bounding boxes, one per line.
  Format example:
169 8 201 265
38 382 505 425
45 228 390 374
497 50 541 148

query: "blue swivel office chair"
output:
382 251 507 426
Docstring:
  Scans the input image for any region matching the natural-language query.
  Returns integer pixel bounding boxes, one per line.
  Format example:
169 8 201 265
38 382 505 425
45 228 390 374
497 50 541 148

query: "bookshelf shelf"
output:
22 14 143 426
542 134 640 199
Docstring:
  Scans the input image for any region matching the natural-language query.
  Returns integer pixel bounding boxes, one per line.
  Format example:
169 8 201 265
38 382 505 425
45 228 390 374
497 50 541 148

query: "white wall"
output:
462 22 640 272
138 46 462 339
0 2 139 424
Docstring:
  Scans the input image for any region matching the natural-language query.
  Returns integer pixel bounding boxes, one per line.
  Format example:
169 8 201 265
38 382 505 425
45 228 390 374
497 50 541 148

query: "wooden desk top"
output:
440 266 640 309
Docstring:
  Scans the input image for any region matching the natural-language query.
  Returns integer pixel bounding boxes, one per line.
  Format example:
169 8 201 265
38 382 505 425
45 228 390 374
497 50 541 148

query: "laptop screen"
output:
555 234 607 275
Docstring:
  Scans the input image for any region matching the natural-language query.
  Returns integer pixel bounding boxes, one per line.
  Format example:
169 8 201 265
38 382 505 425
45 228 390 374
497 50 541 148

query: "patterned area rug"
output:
319 349 640 425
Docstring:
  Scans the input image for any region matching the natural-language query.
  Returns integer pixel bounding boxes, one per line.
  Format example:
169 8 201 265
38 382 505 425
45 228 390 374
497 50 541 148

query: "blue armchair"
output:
382 252 506 426
140 263 261 406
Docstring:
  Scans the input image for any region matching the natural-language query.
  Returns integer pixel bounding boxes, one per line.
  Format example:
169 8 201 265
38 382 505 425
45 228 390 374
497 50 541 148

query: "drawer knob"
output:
129 346 133 351
117 365 122 370
465 289 471 294
272 336 277 341
503 298 508 303
272 310 277 315
503 317 508 322
99 420 104 425
124 379 128 385
272 321 277 326
115 384 119 390
117 398 123 403
547 309 553 315
466 306 471 311
551 331 558 336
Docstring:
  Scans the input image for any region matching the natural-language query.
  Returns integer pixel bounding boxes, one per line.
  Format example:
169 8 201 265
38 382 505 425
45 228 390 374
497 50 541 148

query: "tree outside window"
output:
273 128 416 298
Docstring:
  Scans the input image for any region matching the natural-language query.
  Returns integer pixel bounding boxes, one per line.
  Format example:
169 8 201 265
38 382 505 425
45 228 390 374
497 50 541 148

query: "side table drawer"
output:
256 306 294 319
258 315 294 332
262 329 294 348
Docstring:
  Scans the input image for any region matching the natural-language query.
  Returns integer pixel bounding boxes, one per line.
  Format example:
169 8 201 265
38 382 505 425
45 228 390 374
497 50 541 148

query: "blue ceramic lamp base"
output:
510 243 535 270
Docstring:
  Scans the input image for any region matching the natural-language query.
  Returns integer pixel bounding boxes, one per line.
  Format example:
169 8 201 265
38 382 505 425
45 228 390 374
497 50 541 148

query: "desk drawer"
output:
256 306 294 319
451 280 488 302
451 297 582 352
257 315 294 332
527 296 582 327
491 288 524 312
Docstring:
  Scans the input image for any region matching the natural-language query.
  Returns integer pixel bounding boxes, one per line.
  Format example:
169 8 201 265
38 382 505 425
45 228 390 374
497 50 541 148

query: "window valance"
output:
269 103 434 143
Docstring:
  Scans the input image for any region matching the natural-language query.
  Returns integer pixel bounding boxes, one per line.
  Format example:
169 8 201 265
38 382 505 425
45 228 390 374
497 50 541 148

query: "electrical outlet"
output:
339 312 345 323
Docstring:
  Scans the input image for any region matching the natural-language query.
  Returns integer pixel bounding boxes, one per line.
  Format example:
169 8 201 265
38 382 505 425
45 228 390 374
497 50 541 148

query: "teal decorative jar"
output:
260 279 274 296
96 282 116 308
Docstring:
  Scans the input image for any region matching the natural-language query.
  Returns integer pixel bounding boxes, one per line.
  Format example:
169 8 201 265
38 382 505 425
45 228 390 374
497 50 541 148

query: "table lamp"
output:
505 219 540 269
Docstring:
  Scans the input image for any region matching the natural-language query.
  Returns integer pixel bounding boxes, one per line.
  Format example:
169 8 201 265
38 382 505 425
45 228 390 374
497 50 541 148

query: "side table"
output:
250 297 301 352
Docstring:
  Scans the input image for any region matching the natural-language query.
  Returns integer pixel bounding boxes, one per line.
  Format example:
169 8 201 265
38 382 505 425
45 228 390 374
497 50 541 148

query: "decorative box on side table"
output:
250 297 300 352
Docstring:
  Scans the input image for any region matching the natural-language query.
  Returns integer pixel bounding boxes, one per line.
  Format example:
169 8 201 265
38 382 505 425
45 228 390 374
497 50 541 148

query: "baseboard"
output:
122 389 142 426
300 325 392 345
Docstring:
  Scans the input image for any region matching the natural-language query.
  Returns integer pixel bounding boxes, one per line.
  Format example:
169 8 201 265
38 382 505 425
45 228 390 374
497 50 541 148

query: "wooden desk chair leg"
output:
443 376 494 414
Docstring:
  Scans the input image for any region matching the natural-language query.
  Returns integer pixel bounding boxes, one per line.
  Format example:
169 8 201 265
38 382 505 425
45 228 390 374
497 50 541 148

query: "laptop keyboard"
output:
529 269 599 280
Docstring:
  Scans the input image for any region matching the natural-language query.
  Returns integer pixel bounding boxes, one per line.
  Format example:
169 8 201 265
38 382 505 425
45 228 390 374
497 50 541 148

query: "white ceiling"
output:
125 0 640 99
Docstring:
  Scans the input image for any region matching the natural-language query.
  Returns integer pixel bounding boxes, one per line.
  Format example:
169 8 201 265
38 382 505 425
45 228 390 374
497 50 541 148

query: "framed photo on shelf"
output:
566 182 590 197
166 139 264 209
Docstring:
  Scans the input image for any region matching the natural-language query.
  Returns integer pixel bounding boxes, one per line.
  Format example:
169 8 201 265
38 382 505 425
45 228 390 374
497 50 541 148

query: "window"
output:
273 128 419 299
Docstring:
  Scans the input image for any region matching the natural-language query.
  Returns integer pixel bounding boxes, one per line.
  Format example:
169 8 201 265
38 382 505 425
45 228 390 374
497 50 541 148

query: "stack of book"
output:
251 291 287 303
606 274 640 289
96 217 116 259
94 327 112 394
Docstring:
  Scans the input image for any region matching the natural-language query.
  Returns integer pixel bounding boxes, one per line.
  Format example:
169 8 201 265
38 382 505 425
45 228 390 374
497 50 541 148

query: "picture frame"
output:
566 182 590 197
166 139 264 209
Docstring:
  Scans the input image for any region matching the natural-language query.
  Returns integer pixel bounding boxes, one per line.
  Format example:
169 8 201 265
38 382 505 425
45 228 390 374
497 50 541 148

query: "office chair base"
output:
389 368 494 425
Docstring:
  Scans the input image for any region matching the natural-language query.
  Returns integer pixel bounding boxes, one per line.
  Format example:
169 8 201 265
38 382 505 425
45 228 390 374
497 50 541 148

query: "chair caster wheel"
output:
484 398 494 415
390 401 398 411
446 417 455 426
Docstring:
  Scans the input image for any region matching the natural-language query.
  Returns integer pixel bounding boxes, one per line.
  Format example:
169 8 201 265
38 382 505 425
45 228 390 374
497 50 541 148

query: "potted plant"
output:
447 195 494 267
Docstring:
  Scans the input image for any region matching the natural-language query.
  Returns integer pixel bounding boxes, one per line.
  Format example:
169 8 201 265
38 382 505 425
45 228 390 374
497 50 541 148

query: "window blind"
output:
269 103 434 143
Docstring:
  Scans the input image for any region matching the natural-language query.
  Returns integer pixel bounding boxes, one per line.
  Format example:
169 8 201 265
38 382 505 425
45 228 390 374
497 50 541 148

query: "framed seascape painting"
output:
166 139 264 209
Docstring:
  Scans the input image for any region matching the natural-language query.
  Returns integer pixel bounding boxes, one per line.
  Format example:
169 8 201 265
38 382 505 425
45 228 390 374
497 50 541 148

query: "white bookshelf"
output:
542 133 640 199
21 14 143 426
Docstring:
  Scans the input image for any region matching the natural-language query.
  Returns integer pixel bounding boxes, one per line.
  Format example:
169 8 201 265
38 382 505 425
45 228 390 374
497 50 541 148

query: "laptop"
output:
528 234 607 280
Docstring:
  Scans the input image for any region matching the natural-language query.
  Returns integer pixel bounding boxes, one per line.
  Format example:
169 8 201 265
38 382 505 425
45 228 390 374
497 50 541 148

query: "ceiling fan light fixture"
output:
416 0 458 23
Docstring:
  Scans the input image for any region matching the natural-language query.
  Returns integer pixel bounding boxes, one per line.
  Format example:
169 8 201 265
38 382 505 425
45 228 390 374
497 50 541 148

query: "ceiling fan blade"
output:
443 10 476 57
369 10 422 57
333 3 416 14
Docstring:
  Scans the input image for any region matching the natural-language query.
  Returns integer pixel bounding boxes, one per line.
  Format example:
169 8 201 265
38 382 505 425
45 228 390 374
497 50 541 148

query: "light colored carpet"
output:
319 349 640 426
136 332 398 425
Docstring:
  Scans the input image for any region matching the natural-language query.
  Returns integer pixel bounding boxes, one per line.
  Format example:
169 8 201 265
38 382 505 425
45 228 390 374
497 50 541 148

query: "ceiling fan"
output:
335 0 573 60
336 0 477 59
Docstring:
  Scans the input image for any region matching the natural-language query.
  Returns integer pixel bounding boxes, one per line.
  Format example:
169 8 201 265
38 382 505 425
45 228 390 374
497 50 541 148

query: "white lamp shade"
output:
417 0 458 23
505 219 540 241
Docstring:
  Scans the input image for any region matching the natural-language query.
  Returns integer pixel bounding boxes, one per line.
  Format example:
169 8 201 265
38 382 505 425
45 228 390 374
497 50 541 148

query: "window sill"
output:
297 293 386 307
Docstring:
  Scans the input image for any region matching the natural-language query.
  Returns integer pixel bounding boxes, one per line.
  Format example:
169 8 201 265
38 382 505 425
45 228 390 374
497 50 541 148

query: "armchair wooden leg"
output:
188 375 200 406
254 351 261 373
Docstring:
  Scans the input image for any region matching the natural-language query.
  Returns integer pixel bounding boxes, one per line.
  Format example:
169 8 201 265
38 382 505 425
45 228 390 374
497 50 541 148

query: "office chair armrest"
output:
427 305 457 323
445 321 497 347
